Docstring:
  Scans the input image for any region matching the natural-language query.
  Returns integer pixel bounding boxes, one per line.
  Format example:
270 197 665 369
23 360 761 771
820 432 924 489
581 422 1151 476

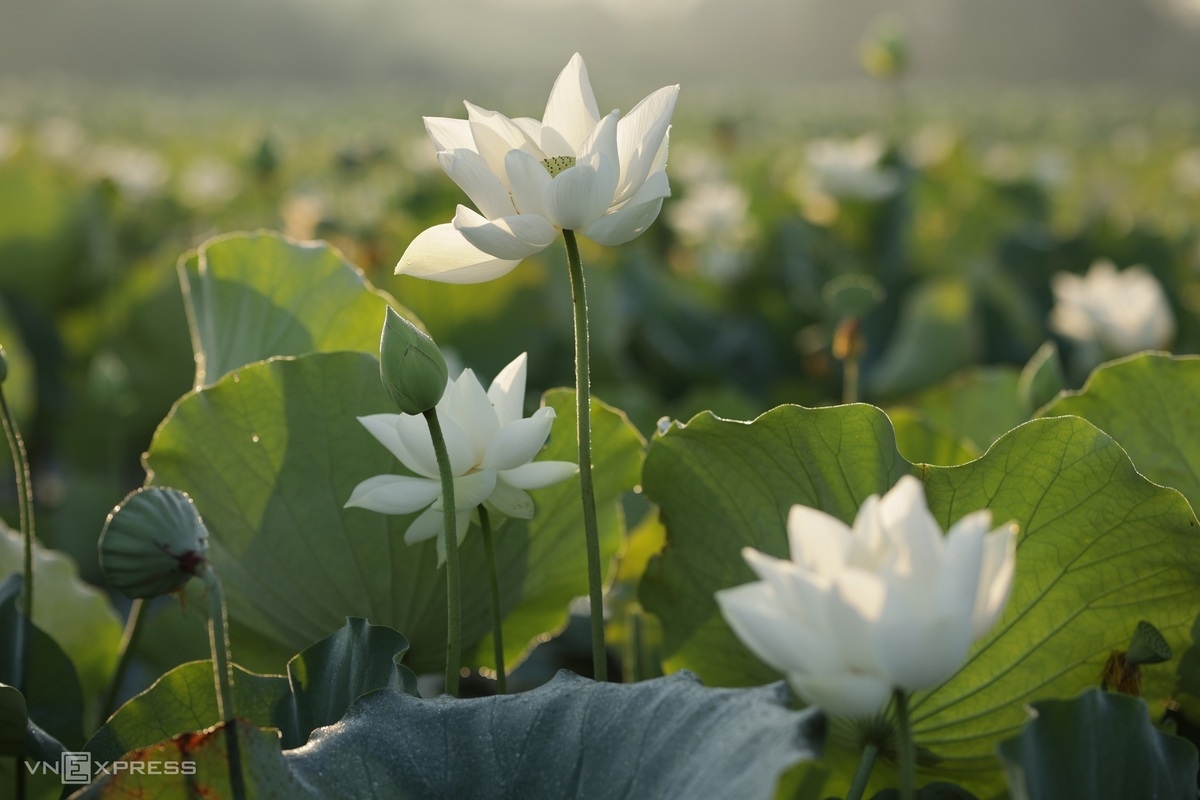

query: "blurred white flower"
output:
397 53 679 283
280 193 326 240
1050 260 1175 357
716 476 1016 719
668 181 751 246
36 117 86 162
179 158 241 207
667 179 755 283
1029 146 1071 189
905 124 958 169
803 134 899 202
346 353 577 562
89 145 169 201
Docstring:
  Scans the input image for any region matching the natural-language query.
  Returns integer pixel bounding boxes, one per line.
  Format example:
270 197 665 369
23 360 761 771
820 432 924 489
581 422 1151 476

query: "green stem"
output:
842 357 859 405
0 385 34 697
201 565 235 721
201 563 245 800
101 598 147 720
846 741 879 800
563 229 607 682
478 505 505 694
894 689 916 800
424 408 461 697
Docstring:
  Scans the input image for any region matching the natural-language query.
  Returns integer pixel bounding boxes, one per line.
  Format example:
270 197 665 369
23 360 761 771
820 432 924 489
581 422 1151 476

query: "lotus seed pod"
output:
1126 620 1172 667
379 306 448 415
99 487 209 599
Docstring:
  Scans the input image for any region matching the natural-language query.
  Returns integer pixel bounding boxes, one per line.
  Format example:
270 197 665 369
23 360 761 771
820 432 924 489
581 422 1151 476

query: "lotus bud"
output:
379 307 448 415
859 16 909 82
99 487 209 598
0 346 7 384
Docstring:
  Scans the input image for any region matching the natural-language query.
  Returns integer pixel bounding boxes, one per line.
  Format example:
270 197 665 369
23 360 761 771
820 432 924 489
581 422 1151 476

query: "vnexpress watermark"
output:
25 752 197 785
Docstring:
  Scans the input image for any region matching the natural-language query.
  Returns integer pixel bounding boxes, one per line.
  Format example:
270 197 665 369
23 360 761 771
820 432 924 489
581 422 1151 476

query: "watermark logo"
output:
25 752 197 785
61 752 91 785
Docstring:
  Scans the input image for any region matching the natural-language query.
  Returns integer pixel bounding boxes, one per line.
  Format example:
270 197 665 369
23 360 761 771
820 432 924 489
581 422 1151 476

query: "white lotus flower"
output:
715 476 1016 719
396 53 680 284
1050 260 1175 358
345 353 578 561
803 134 899 202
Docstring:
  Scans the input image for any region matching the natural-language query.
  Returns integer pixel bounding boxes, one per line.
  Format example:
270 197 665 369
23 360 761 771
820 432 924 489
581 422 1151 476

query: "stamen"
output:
541 156 576 177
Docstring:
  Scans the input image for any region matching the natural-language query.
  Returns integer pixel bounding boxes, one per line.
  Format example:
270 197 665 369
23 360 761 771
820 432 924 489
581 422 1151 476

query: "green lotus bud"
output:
0 346 7 384
99 487 209 599
379 307 447 415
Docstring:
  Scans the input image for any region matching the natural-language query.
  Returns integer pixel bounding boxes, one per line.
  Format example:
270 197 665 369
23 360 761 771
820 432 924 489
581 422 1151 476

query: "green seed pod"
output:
379 306 448 415
99 487 209 599
1126 620 1172 667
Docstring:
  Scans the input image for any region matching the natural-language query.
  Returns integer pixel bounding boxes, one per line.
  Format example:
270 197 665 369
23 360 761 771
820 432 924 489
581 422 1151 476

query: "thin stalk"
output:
201 565 235 721
201 563 245 800
478 505 505 694
0 385 34 704
101 598 147 720
846 741 879 800
842 358 860 405
894 689 916 800
563 229 607 682
424 408 461 697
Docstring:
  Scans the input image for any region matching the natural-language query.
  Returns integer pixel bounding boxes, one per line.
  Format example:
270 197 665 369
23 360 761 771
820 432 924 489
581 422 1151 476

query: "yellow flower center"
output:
541 156 576 177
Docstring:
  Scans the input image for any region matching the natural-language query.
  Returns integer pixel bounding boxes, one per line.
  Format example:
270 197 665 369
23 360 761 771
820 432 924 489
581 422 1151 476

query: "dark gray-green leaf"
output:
997 688 1198 800
289 671 822 800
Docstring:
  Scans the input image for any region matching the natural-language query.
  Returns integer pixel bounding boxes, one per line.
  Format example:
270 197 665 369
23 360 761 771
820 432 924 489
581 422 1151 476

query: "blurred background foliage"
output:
1 3 1199 701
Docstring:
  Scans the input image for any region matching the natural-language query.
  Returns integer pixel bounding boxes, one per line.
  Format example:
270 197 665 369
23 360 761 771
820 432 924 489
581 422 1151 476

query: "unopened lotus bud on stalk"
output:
0 345 8 384
99 487 209 598
379 306 448 415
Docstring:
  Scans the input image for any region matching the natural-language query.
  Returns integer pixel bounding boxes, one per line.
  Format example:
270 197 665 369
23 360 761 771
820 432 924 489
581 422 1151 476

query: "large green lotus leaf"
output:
1040 353 1200 511
0 524 121 706
887 407 978 467
997 688 1198 800
144 351 639 675
79 673 821 800
84 618 417 763
903 366 1026 453
179 231 413 387
640 405 1200 794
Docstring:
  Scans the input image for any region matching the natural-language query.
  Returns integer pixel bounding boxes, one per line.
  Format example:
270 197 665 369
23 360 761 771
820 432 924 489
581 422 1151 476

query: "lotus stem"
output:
200 564 246 800
101 597 147 720
846 740 879 800
424 408 461 697
201 564 235 721
478 505 505 694
0 381 34 696
894 688 916 800
563 229 607 682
